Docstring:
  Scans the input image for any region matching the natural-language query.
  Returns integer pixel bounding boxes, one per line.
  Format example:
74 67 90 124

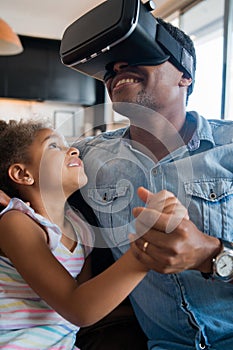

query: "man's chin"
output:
112 101 155 122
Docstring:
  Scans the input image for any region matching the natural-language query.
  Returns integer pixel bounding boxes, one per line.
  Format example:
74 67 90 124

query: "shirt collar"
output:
121 111 215 148
187 111 215 151
103 111 216 157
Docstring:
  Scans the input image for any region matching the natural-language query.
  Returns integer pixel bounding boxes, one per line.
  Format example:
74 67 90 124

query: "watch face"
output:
216 254 233 277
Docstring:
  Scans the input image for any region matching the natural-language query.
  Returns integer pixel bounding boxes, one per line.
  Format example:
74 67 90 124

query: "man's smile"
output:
110 73 143 94
115 78 140 88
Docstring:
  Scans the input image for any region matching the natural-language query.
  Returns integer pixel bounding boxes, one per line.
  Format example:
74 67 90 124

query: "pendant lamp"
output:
0 18 23 55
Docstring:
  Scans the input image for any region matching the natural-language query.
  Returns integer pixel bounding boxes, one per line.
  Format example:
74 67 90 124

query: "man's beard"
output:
135 89 162 111
112 89 161 120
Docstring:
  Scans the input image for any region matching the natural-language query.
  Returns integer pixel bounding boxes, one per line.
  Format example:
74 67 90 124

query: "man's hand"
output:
130 187 221 274
0 190 11 207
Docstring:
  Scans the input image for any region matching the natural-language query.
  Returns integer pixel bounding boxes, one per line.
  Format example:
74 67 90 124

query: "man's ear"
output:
8 164 34 185
179 75 192 87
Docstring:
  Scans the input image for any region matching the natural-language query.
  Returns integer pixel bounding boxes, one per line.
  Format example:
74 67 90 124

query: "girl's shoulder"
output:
0 198 47 238
0 198 62 251
0 206 43 236
1 207 23 218
1 206 32 221
0 199 34 228
0 201 48 255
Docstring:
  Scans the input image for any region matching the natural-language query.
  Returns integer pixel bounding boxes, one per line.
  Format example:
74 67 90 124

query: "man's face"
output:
105 61 185 115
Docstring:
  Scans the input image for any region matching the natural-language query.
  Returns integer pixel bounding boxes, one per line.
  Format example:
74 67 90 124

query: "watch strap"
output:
201 239 223 280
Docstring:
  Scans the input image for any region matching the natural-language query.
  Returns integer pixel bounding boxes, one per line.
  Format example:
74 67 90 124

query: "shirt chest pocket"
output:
184 179 233 240
87 184 133 232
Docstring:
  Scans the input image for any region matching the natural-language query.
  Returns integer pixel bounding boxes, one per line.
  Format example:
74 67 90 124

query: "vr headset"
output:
60 0 194 92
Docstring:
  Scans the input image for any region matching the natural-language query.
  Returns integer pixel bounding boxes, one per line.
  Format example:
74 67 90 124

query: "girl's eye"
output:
49 143 61 150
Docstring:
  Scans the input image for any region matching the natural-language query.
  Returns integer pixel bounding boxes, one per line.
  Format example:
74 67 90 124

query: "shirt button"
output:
152 168 158 176
209 192 217 200
199 333 208 349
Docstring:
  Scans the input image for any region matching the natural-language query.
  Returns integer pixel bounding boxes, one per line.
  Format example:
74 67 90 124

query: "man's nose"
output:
113 61 129 73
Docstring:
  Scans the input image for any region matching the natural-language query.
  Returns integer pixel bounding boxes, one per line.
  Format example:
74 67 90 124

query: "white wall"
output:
0 98 95 142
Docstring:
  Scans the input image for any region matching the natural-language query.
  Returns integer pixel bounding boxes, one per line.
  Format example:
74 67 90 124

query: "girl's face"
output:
27 128 87 198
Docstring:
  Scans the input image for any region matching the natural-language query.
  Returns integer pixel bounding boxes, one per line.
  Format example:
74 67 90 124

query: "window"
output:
224 0 233 119
180 0 224 119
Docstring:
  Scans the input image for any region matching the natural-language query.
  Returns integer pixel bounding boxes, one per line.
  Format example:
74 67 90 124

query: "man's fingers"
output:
130 240 157 270
0 190 11 207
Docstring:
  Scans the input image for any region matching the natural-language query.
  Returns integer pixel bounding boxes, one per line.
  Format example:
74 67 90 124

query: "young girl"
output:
0 119 149 349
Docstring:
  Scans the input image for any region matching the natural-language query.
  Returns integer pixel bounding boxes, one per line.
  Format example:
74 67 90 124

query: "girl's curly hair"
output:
0 119 51 198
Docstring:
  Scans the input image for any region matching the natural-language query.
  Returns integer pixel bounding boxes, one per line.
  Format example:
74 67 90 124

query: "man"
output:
71 17 233 350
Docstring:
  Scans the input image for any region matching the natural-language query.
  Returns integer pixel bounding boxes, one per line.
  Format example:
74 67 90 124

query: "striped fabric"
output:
0 198 93 349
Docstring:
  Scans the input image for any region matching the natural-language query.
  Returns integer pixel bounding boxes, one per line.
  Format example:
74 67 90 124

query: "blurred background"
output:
0 0 233 141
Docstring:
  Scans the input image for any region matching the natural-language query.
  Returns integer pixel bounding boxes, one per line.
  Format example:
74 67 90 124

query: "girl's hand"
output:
134 187 189 235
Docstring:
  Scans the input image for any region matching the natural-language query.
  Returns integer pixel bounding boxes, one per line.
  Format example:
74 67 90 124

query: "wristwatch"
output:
212 240 233 282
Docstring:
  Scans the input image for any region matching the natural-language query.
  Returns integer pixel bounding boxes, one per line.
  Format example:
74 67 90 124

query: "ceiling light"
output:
0 18 23 55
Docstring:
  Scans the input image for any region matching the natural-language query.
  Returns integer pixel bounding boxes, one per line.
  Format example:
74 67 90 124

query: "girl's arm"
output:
76 255 92 285
0 210 149 327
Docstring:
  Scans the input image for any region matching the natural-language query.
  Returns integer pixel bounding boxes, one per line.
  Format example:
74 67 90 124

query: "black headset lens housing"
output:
60 0 195 93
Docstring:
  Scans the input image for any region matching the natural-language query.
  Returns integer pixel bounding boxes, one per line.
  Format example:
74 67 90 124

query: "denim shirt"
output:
76 111 233 350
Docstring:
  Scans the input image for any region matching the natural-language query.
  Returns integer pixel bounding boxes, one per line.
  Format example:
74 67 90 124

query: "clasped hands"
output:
130 187 220 274
0 188 220 274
